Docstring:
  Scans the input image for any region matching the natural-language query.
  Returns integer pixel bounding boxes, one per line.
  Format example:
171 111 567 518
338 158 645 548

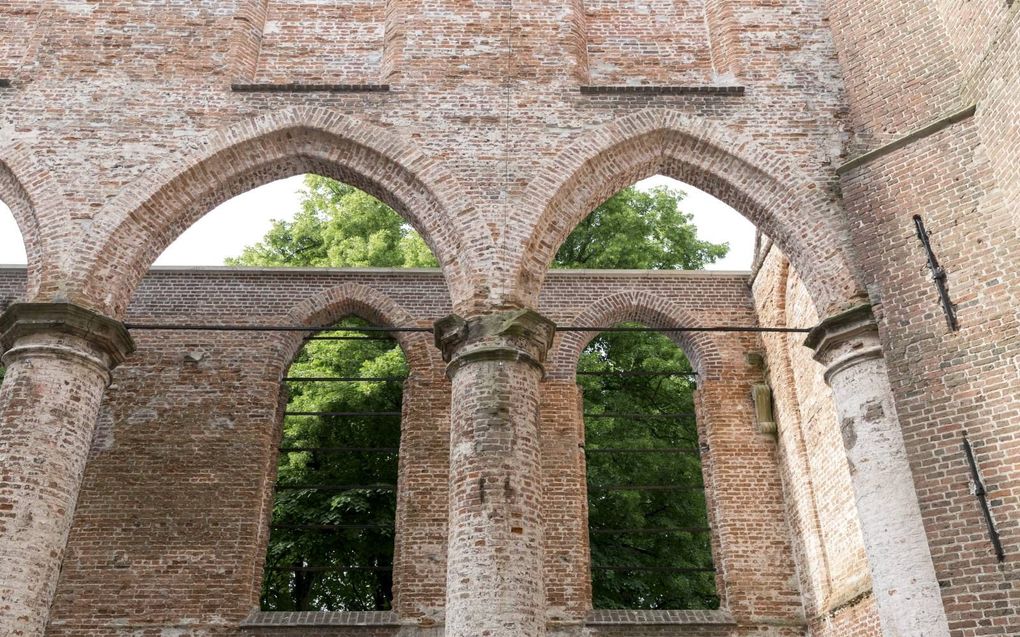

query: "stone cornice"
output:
0 303 136 366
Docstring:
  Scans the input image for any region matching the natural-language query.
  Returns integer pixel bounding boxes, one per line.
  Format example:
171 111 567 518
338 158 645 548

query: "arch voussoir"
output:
546 290 725 380
69 107 481 318
518 109 866 317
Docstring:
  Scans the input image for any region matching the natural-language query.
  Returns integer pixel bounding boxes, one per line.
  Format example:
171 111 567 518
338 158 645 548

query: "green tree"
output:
553 185 725 609
236 175 728 611
227 175 437 269
553 185 727 269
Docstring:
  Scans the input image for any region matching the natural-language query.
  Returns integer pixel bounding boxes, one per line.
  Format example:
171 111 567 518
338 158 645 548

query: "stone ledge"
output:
232 83 390 93
241 611 401 627
585 609 736 625
580 85 744 96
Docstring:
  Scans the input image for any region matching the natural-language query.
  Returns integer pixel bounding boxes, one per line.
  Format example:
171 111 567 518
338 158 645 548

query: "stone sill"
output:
585 609 736 625
231 83 390 94
241 611 401 627
580 85 744 96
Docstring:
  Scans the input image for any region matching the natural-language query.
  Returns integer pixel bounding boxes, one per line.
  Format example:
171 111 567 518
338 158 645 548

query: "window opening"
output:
581 326 718 610
261 316 406 611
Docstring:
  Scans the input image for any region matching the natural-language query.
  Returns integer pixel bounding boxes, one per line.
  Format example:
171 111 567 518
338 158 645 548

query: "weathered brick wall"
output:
751 249 880 637
0 0 858 319
1 266 809 636
823 1 1020 633
1 2 1018 636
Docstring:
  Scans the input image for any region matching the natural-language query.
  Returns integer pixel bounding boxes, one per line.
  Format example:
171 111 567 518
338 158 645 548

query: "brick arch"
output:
516 109 866 318
68 107 481 318
280 283 439 378
0 142 59 299
547 290 726 380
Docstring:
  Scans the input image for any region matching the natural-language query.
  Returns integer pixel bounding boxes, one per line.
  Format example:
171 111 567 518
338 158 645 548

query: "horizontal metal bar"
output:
284 411 401 417
284 376 406 382
124 323 431 333
576 370 697 377
125 323 811 334
304 336 394 341
266 566 393 573
592 566 716 573
583 412 696 419
560 325 812 334
279 447 399 453
271 523 391 531
590 527 712 534
275 484 397 491
588 485 705 492
585 447 700 454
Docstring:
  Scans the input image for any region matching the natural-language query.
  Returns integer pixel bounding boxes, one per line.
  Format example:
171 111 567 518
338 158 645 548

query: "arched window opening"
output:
156 174 437 269
0 198 27 266
553 176 753 271
0 197 27 385
262 316 407 612
580 324 718 610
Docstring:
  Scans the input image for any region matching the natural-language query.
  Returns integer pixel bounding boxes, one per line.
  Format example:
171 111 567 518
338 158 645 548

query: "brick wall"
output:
2 266 813 636
0 2 1018 635
751 249 880 637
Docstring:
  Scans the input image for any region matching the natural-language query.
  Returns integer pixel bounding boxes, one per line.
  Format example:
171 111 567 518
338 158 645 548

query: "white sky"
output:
0 174 755 270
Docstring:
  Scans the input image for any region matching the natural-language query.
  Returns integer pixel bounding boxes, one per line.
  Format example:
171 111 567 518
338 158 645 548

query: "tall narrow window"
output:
580 324 718 609
261 316 406 611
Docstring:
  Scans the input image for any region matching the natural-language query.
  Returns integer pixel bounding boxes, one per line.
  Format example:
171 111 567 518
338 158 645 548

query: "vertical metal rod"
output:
913 215 959 331
962 434 1005 562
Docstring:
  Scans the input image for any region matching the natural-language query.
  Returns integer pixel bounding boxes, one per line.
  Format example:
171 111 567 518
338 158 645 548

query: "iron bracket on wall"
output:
913 215 959 331
962 434 1005 562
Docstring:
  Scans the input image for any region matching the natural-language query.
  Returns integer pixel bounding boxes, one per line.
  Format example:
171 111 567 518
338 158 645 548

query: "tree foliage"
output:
553 185 728 270
236 174 728 611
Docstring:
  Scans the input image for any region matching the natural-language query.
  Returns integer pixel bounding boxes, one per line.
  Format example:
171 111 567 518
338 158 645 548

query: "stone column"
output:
434 309 556 637
805 305 950 637
0 303 134 637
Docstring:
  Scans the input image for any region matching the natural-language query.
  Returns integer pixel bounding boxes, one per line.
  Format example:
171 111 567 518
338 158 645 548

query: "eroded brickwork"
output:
2 267 803 636
0 2 1018 636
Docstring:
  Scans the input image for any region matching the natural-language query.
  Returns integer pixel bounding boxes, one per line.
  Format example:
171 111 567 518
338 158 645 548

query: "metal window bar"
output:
279 447 399 453
284 411 401 417
125 323 812 334
583 412 695 419
590 526 711 535
284 376 406 382
267 566 393 573
271 523 391 531
585 447 701 454
587 484 705 492
275 484 397 491
591 566 716 573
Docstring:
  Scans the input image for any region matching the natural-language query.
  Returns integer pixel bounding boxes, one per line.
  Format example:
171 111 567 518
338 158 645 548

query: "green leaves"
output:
580 327 718 610
262 318 405 612
554 186 728 270
226 175 438 269
235 175 727 611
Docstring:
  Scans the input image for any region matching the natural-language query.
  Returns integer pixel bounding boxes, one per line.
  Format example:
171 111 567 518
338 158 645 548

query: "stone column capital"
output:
803 304 883 383
434 309 556 378
0 302 136 371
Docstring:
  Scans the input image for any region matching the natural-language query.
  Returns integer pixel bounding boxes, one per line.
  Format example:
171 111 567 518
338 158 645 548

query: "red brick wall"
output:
0 266 811 635
249 0 387 85
751 249 881 637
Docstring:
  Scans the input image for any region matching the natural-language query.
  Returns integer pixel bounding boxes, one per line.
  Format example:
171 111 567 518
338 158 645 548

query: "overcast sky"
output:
0 175 755 270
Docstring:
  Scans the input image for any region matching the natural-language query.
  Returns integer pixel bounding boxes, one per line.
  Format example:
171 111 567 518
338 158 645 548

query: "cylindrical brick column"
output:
434 310 556 637
806 305 950 637
0 303 134 637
